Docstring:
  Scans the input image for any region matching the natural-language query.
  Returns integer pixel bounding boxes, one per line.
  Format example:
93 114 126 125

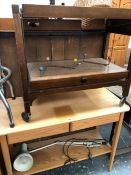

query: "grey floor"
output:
35 86 131 175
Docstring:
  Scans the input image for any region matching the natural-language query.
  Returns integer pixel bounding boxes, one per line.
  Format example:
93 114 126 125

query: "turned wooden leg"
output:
24 101 31 114
0 136 13 175
21 100 31 122
108 113 124 171
119 85 130 107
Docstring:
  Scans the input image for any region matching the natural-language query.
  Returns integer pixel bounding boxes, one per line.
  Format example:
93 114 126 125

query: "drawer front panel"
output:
30 72 128 90
7 123 69 144
70 113 120 131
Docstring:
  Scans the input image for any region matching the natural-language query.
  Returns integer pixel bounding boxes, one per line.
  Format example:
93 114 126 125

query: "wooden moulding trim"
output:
30 71 129 85
22 4 131 19
23 19 82 31
29 79 126 103
30 79 126 91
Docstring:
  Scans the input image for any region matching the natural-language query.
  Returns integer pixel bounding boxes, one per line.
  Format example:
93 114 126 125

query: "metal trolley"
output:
0 64 15 127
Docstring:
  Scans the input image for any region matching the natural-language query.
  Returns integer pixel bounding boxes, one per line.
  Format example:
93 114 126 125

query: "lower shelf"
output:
13 129 111 175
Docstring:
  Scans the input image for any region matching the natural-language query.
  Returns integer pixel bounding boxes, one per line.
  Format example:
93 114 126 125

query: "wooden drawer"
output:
70 113 120 131
7 123 69 144
30 72 128 91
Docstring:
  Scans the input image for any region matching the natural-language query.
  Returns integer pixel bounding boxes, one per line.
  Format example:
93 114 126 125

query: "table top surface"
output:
0 88 129 136
27 58 127 81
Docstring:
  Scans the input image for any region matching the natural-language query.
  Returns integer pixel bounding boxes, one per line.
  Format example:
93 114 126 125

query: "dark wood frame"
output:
12 4 131 121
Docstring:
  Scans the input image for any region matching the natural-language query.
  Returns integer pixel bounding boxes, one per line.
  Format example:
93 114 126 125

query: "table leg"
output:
0 153 4 175
108 113 124 171
109 122 116 143
0 168 2 175
0 136 13 175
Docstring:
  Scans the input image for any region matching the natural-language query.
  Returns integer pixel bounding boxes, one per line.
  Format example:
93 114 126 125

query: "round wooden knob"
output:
81 77 87 83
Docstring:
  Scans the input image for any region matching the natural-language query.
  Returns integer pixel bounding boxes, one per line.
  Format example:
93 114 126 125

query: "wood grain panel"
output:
108 0 131 67
25 36 37 62
64 36 80 60
111 34 129 66
79 33 104 58
111 48 129 66
120 0 131 8
113 34 129 48
0 34 22 97
107 33 115 50
25 36 51 62
107 0 120 63
22 5 131 19
0 18 14 31
51 36 64 60
7 123 69 144
112 0 120 8
70 113 120 131
23 19 81 31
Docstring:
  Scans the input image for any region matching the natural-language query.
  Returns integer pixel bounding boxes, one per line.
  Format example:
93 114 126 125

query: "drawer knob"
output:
81 77 87 83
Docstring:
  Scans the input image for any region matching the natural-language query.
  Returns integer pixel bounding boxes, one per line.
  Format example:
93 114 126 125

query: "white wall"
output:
0 0 76 18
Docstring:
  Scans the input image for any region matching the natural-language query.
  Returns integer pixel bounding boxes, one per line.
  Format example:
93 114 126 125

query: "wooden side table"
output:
0 88 129 175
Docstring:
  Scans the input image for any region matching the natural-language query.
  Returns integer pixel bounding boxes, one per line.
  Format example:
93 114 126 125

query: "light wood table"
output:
0 139 4 175
0 88 130 175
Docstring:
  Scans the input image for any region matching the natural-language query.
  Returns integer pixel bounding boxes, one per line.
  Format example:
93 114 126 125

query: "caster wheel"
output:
10 123 15 128
119 97 126 107
12 97 16 100
21 112 31 122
